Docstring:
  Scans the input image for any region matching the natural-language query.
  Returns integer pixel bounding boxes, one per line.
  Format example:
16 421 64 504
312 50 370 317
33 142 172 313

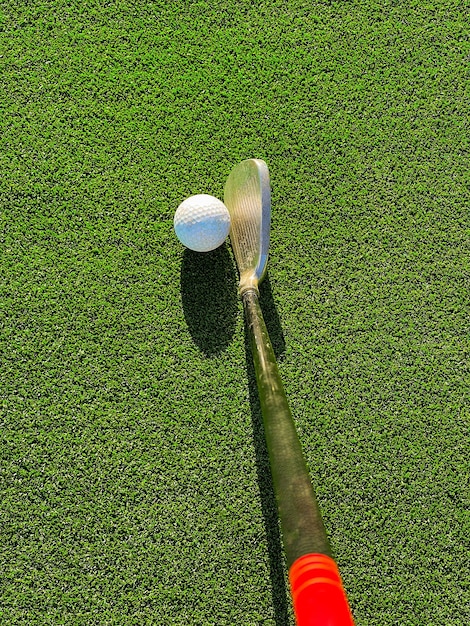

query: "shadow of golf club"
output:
182 254 291 620
258 276 286 360
244 275 292 626
180 245 238 356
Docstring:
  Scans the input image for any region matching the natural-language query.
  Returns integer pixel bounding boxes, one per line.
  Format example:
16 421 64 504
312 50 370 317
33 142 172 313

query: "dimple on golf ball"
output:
174 194 231 252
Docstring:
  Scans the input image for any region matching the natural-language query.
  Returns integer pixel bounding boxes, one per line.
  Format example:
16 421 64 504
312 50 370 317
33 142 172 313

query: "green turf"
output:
1 1 469 624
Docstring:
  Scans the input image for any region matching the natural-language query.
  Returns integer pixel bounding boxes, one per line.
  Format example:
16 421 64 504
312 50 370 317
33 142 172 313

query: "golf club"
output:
224 159 355 626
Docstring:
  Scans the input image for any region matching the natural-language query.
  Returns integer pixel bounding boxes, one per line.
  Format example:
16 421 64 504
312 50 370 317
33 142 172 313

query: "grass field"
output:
1 1 469 624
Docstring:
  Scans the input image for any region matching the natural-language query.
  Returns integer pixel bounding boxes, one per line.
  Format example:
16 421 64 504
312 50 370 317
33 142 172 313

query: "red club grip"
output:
289 554 355 626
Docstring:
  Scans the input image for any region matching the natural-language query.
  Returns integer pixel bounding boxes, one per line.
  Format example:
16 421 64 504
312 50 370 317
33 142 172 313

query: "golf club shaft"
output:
243 289 354 625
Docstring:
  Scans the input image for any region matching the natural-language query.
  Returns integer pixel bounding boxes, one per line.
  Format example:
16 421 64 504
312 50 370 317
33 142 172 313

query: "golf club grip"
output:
243 290 354 626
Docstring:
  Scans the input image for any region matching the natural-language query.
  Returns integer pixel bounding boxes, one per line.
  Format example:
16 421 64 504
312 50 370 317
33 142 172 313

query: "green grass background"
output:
1 1 469 624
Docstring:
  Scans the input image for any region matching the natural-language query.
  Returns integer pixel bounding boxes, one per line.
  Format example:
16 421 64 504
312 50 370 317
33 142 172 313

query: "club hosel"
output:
238 271 260 296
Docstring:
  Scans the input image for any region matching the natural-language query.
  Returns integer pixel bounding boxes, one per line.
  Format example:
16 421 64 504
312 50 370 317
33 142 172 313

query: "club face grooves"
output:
224 159 271 294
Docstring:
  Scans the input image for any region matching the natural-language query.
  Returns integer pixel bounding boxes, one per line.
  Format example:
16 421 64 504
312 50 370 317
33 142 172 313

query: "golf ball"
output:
174 194 231 252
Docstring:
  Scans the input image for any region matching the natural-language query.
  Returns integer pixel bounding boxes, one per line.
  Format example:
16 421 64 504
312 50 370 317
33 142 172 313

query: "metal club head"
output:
224 159 271 295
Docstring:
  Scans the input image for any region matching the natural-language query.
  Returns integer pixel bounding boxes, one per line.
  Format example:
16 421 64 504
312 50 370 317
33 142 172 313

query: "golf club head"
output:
224 159 271 295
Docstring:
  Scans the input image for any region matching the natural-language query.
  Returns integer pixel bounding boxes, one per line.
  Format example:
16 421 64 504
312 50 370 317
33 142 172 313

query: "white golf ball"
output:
174 194 231 252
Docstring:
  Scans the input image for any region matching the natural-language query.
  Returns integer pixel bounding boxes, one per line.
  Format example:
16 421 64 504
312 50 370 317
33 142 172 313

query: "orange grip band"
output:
289 554 355 626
